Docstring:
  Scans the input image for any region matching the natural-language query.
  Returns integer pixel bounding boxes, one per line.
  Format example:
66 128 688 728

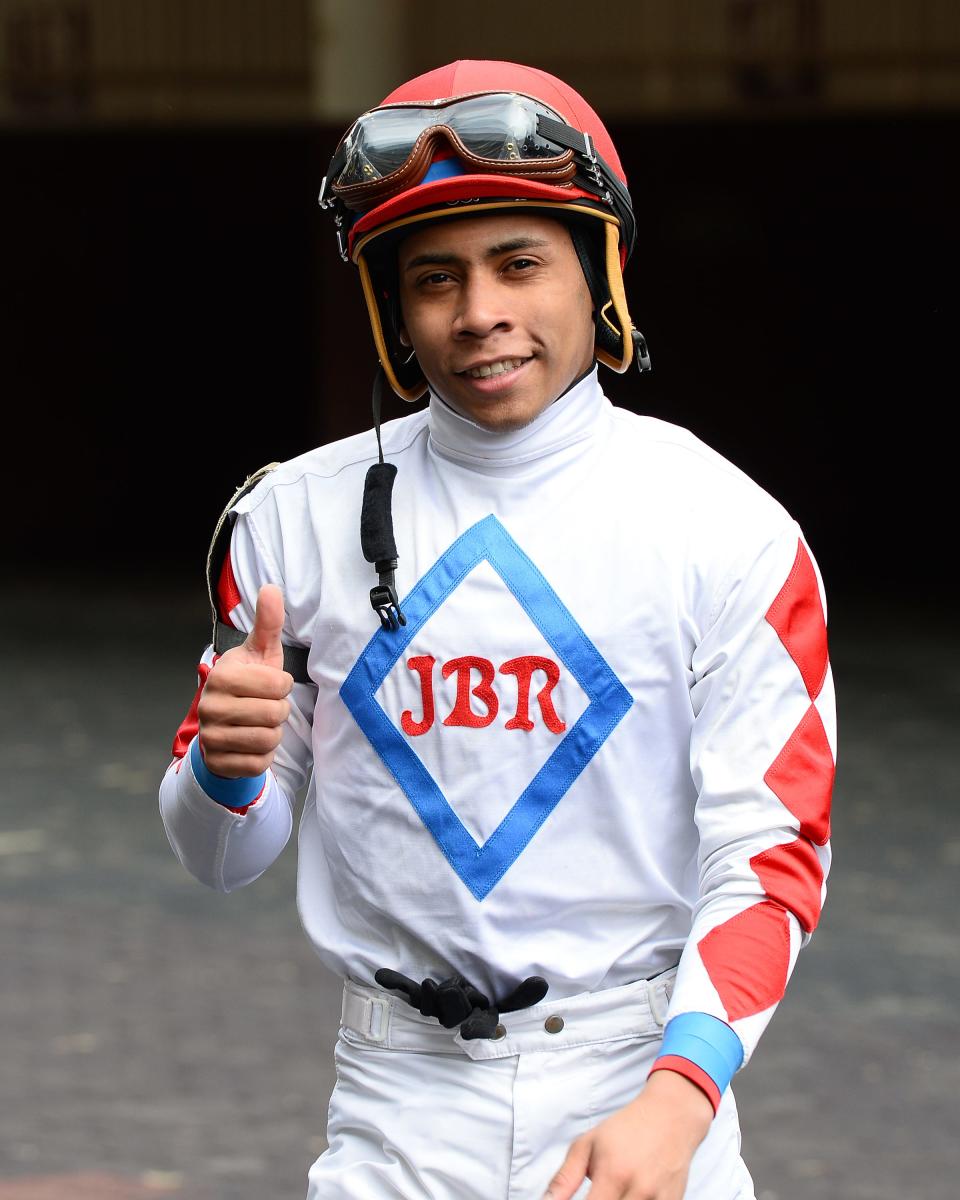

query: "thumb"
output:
543 1136 592 1200
244 584 286 668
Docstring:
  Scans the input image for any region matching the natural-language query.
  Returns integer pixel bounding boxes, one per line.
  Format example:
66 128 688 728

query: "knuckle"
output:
197 694 223 723
205 666 238 697
236 753 270 777
551 1162 577 1187
261 728 284 754
272 671 294 699
198 725 224 750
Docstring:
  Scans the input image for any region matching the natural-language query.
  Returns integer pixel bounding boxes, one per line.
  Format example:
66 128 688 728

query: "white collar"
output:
427 368 606 473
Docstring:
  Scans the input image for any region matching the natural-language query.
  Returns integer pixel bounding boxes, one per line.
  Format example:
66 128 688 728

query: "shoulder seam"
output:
241 422 430 516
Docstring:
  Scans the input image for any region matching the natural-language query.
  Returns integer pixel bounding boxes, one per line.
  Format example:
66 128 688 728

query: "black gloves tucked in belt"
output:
374 967 548 1040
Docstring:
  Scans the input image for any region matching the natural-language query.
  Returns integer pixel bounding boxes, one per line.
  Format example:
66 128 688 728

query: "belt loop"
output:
342 986 389 1043
646 978 669 1028
368 997 388 1042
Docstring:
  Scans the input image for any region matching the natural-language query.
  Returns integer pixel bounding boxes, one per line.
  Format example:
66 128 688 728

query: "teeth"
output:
465 358 524 379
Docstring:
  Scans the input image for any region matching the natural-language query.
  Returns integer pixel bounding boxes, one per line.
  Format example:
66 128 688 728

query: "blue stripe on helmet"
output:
422 158 466 183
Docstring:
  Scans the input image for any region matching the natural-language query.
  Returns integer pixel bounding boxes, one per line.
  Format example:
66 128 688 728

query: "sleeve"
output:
648 521 835 1113
159 504 315 893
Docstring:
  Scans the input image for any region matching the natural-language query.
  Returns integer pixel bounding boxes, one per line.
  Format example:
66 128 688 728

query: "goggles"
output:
318 90 636 259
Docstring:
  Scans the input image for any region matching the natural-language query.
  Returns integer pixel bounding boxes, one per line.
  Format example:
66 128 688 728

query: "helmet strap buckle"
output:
334 212 350 262
632 329 652 373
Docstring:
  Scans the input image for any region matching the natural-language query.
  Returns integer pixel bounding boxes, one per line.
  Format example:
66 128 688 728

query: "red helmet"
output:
320 60 648 401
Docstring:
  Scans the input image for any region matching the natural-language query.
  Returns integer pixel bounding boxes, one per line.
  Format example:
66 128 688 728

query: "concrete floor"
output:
1 580 957 1199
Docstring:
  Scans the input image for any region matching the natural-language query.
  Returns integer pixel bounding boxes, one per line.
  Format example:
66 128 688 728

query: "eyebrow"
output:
402 236 551 272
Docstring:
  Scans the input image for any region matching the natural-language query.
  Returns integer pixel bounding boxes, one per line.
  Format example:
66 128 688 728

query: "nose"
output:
452 272 513 340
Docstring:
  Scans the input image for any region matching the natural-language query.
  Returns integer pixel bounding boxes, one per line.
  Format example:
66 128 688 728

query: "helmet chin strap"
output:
568 222 650 373
360 367 407 632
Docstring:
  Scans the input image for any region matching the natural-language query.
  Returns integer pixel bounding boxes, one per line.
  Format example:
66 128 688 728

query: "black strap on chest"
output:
212 619 312 685
360 368 406 632
206 463 314 686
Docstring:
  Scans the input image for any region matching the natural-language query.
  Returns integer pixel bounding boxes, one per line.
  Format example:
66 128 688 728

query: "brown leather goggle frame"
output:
333 125 577 212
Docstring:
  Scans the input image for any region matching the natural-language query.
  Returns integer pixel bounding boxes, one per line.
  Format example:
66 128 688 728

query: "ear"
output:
398 326 412 348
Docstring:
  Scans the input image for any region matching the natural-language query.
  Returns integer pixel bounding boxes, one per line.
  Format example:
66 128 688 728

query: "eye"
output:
417 270 454 287
506 257 537 272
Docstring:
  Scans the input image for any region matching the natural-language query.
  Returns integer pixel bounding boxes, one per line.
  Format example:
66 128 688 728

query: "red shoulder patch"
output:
766 540 829 700
172 662 213 759
217 549 242 625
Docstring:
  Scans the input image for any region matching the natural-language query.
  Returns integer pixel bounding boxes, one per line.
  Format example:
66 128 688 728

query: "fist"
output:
198 585 295 778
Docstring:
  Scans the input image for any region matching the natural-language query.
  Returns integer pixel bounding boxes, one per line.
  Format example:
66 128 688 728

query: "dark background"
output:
4 112 954 601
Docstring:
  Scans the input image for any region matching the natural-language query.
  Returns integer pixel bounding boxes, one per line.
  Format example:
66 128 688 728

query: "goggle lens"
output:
336 93 568 190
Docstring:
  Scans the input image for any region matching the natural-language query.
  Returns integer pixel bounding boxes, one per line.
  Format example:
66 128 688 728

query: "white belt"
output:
340 969 676 1062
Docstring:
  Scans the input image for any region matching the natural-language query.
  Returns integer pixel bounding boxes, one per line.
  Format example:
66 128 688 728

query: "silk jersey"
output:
160 369 835 1109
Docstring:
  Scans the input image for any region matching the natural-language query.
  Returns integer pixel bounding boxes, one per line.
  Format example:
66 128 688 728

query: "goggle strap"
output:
537 114 636 253
535 113 590 158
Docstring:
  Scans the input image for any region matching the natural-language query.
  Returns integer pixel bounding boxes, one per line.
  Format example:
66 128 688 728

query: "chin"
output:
438 377 557 433
458 396 547 434
474 408 541 434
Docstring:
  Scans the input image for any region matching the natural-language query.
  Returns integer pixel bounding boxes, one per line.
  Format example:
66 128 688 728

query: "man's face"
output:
397 213 596 433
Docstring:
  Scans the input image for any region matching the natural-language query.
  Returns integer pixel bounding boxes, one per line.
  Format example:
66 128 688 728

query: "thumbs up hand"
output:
198 585 295 778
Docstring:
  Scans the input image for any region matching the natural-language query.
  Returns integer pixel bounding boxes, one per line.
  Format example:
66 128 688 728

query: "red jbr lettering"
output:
500 656 566 734
401 655 436 736
442 656 499 728
399 654 566 736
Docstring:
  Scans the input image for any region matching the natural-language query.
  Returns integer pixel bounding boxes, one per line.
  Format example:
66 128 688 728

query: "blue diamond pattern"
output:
339 515 632 900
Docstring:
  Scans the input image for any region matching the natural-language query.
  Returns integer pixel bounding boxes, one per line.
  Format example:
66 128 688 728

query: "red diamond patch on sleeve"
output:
751 837 824 933
172 662 212 759
766 540 829 700
217 549 242 625
764 703 834 845
698 900 792 1021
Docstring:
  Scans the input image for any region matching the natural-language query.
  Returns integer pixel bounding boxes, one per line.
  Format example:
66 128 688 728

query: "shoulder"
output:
609 406 792 533
232 409 430 519
606 407 808 624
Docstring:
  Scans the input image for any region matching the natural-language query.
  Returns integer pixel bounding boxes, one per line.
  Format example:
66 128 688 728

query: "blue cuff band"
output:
190 738 266 809
660 1012 745 1097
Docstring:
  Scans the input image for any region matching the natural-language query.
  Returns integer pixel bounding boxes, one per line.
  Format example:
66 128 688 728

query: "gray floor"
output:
1 581 957 1199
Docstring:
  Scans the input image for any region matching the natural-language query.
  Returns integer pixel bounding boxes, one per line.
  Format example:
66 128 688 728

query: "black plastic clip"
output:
370 559 406 631
632 328 652 373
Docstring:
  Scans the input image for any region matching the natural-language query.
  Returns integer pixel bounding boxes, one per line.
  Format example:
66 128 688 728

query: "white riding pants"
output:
307 971 755 1200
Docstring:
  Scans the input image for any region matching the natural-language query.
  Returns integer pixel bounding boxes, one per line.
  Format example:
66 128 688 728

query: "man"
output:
160 60 835 1200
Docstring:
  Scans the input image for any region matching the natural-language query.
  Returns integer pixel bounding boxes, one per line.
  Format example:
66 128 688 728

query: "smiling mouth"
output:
457 357 530 380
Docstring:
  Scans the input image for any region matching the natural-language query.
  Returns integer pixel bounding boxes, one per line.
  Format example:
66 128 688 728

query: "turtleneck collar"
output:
427 367 607 473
